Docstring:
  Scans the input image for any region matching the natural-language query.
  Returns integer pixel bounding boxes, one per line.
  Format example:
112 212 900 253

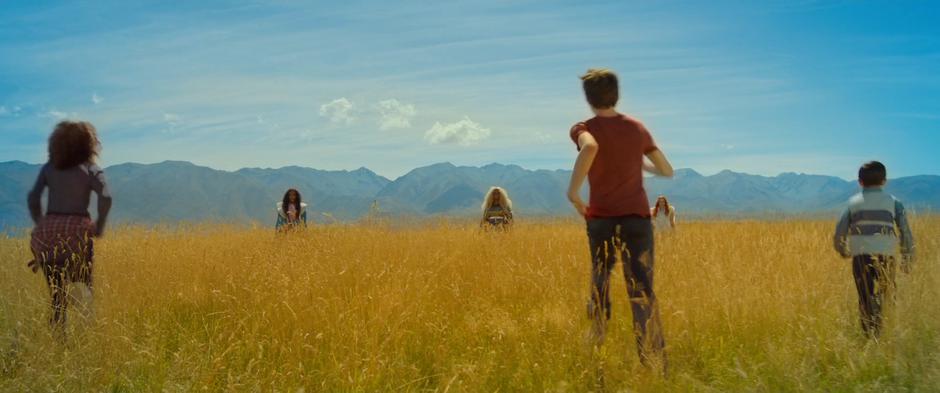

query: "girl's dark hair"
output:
653 195 670 217
48 120 100 169
282 188 302 213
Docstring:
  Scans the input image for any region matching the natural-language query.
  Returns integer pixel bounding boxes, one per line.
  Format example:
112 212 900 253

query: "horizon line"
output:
4 159 939 182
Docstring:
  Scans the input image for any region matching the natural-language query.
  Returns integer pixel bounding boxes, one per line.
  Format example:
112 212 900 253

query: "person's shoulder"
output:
85 162 105 175
888 194 904 207
847 192 865 206
571 119 592 134
38 162 52 174
617 114 652 135
620 113 644 125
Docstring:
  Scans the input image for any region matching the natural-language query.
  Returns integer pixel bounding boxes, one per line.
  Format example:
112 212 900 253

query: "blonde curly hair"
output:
481 186 513 213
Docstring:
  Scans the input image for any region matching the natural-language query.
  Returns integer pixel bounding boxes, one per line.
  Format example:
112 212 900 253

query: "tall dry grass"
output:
0 217 938 392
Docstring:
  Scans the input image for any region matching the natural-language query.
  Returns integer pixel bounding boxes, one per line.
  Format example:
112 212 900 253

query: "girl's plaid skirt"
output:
30 214 95 283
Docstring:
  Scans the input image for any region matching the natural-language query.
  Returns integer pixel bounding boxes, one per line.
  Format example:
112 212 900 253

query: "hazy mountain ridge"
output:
1 160 938 228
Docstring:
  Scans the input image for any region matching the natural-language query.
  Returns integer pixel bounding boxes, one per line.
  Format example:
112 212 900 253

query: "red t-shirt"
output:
570 114 658 218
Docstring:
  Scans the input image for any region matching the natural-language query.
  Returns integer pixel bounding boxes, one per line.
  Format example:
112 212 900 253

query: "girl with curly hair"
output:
480 186 513 230
27 120 112 332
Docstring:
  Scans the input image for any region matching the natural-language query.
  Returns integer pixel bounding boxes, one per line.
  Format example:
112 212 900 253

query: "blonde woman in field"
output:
480 186 513 231
275 188 308 232
27 121 112 333
651 195 677 231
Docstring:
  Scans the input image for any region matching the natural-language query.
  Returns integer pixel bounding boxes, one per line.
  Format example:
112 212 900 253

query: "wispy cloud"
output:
319 98 355 125
425 116 491 146
41 109 77 120
92 92 103 105
0 105 24 118
163 112 182 132
534 131 556 144
376 99 416 130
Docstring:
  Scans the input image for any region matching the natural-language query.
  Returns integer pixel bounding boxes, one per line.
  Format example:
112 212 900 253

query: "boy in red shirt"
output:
567 69 674 367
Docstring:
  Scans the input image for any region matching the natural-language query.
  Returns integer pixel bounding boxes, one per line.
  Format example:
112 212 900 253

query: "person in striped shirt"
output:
833 161 915 338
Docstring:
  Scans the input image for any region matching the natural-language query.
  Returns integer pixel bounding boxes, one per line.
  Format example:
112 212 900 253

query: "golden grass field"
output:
1 217 938 392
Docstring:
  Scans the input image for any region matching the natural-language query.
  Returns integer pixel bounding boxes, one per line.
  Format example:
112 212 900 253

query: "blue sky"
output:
0 0 938 179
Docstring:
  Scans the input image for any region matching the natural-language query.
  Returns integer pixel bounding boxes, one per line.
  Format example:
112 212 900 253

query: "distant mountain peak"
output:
159 160 197 166
674 168 703 178
0 160 32 166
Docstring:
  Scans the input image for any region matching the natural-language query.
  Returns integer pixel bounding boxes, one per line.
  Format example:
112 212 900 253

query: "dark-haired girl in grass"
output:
276 188 307 232
27 120 112 332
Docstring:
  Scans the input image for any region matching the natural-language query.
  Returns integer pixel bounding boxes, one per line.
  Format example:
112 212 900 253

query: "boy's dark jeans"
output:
586 215 665 360
852 254 896 337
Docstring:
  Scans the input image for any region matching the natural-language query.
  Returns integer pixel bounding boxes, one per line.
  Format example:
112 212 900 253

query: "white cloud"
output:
319 98 355 125
42 109 77 120
424 116 491 146
535 131 555 144
92 92 103 105
257 114 265 124
376 99 416 130
1 105 22 117
299 128 320 142
163 112 182 131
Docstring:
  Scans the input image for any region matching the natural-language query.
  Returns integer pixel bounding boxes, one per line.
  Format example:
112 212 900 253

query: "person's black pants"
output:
586 216 665 361
852 254 896 338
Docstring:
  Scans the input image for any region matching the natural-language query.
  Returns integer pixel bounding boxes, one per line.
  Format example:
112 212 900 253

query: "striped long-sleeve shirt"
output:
833 187 914 258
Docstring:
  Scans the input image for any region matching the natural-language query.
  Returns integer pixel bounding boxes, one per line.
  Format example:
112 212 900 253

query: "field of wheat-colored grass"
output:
0 217 938 392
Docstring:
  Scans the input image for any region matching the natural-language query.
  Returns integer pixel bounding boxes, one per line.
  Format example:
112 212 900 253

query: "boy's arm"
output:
833 209 851 258
895 200 915 269
567 132 599 216
644 149 674 178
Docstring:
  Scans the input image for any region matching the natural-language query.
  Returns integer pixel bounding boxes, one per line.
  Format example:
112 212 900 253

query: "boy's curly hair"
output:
581 68 619 109
48 120 100 170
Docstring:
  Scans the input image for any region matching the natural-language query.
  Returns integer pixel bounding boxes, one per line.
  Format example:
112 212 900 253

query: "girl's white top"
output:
652 205 675 231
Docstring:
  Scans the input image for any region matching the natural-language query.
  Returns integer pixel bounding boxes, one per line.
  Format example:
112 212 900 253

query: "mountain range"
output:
1 160 938 228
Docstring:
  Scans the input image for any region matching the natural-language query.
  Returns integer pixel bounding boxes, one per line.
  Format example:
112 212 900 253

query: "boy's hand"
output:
567 190 588 217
